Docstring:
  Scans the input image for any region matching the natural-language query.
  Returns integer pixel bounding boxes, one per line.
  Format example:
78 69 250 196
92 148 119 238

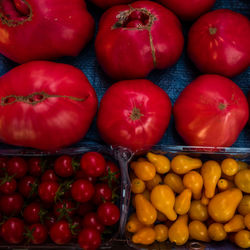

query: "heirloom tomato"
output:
90 0 135 9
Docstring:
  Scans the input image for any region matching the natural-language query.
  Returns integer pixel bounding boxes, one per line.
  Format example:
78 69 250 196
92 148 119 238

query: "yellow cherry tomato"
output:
217 179 235 192
133 161 156 181
188 220 210 242
154 224 168 242
189 200 208 222
224 214 245 233
234 230 250 249
132 227 156 245
208 223 227 241
174 189 192 215
244 214 250 230
234 169 250 193
126 213 144 233
221 158 239 176
146 174 162 191
164 173 184 194
147 152 170 174
238 195 250 216
131 178 146 194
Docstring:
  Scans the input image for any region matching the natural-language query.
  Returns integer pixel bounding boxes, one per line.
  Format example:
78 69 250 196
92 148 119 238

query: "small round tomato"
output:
221 158 239 176
82 212 105 233
23 202 45 224
102 161 120 187
71 179 94 203
97 202 120 226
0 176 17 194
7 157 28 179
27 224 47 244
53 200 76 219
78 228 101 250
38 181 59 203
92 183 112 205
1 217 24 244
0 193 23 216
75 170 97 183
50 220 72 245
77 202 94 217
131 178 146 194
80 152 106 177
54 155 77 178
18 176 38 198
41 170 59 182
28 157 45 177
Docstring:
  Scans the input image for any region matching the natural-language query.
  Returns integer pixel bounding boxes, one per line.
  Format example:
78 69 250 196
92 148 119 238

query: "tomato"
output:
23 202 45 224
90 0 135 9
77 202 94 217
97 79 172 152
50 220 72 245
188 9 250 77
173 75 249 147
0 61 98 150
0 0 94 63
38 181 59 203
0 193 23 216
41 170 59 183
155 0 215 20
71 179 95 203
27 224 47 244
78 228 101 250
18 176 38 198
0 176 16 194
102 161 120 187
97 202 120 226
1 217 24 244
82 212 105 233
95 1 184 79
7 157 27 179
53 200 76 219
28 157 45 177
92 183 112 205
75 170 97 183
54 155 77 178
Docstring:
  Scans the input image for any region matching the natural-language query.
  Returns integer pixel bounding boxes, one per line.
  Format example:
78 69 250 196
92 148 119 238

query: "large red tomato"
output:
188 9 250 78
0 61 98 150
0 0 94 63
90 0 135 9
155 0 215 21
97 79 172 152
95 1 184 80
173 75 249 147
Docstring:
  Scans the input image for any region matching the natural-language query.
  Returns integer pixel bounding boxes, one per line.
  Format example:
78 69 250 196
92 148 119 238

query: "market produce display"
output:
127 152 250 248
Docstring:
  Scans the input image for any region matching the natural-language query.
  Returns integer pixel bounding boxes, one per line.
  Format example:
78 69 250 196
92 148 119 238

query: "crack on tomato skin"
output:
1 91 89 106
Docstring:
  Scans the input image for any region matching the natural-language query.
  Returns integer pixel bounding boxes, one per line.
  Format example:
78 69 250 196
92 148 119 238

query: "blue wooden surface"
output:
0 0 249 150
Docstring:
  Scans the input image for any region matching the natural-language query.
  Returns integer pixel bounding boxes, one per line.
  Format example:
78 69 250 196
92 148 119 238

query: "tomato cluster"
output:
0 152 120 249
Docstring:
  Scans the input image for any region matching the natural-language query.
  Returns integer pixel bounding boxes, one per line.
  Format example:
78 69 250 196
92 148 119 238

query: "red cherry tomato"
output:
78 228 101 250
80 152 106 177
92 183 112 205
1 217 24 244
77 202 95 217
97 202 120 226
38 181 59 203
7 157 27 179
53 200 76 219
90 0 135 9
27 224 47 244
0 176 16 194
0 193 23 216
82 212 105 233
50 220 72 245
28 157 45 177
54 155 76 178
18 176 38 198
23 202 45 224
41 170 59 183
71 179 95 203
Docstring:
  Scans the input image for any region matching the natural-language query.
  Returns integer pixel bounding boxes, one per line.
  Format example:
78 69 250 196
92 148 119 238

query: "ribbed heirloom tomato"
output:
0 0 94 63
0 61 98 150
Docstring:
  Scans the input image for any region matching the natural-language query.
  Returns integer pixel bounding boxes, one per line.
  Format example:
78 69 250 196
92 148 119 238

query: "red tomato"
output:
0 193 23 216
50 220 72 245
7 157 27 179
77 202 94 217
188 9 250 77
0 61 98 150
173 75 249 147
18 176 38 198
38 181 59 203
102 161 120 187
80 152 106 177
92 183 112 205
97 202 120 226
90 0 135 9
0 176 16 194
156 0 215 20
28 157 45 177
27 224 47 244
95 1 184 79
1 218 24 244
54 155 76 177
0 0 94 63
23 202 44 224
41 170 58 183
78 228 101 250
97 79 172 152
82 212 105 233
53 200 76 219
71 179 95 203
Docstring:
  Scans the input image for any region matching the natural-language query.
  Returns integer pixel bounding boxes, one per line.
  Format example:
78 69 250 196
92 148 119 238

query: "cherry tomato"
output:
0 176 16 194
44 212 57 230
102 161 120 187
41 170 59 182
38 181 59 203
54 155 76 178
0 193 23 216
97 202 120 226
53 200 76 219
50 220 72 245
71 179 94 203
27 224 47 244
23 202 45 224
28 157 45 177
78 228 101 250
82 212 105 233
18 176 38 198
92 183 112 205
7 157 27 179
75 170 97 183
80 152 106 177
1 217 24 244
77 202 94 217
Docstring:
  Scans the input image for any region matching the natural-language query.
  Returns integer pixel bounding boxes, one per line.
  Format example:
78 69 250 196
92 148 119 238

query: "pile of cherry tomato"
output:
0 152 120 249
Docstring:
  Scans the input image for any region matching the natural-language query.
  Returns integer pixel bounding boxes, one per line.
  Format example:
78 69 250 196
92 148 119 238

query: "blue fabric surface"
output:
0 0 249 150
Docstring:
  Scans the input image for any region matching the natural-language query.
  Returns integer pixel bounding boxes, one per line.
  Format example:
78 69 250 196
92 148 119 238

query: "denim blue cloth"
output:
0 0 249 150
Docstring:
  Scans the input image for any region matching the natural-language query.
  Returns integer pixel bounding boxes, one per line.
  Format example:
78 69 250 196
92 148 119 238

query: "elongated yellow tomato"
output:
244 214 250 230
147 152 170 174
131 178 145 194
132 227 156 245
150 185 177 221
238 195 250 216
169 215 189 245
164 173 184 194
234 230 250 248
224 214 245 233
146 174 162 191
201 192 210 206
135 194 157 225
234 169 250 193
174 189 192 215
217 179 235 192
221 158 239 176
154 224 168 242
208 188 243 223
201 160 221 198
189 220 210 242
208 223 227 241
189 200 208 222
133 161 156 181
126 213 144 233
183 171 203 200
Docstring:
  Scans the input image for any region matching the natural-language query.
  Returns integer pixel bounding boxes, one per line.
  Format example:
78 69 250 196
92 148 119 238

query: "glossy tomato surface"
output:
0 61 98 150
95 0 184 80
188 9 250 77
90 0 135 9
0 0 94 63
173 75 249 147
97 79 172 152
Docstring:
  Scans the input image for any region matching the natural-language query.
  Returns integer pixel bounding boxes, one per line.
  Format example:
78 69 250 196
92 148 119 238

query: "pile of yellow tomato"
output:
126 153 250 248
